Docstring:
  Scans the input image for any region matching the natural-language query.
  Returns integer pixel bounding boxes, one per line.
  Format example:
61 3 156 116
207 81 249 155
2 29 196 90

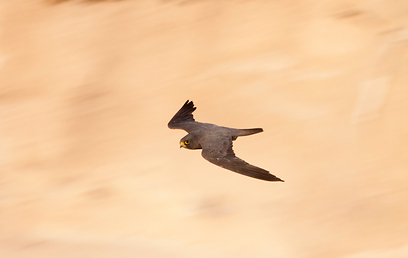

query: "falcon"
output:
168 100 284 182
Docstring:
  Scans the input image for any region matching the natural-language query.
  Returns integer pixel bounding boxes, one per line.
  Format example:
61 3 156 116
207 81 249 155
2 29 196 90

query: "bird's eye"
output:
184 140 190 145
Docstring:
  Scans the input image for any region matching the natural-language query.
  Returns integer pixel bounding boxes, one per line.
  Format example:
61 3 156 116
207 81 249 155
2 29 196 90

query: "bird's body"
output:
168 100 284 182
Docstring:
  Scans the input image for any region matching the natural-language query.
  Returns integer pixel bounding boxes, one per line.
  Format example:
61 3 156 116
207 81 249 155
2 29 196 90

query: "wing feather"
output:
168 100 198 132
201 139 284 182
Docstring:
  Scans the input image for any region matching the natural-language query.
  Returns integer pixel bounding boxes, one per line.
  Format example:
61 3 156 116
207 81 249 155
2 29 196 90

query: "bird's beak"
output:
180 142 186 148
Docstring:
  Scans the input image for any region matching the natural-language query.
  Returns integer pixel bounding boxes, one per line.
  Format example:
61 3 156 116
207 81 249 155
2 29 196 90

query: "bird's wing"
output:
168 100 200 132
201 137 284 182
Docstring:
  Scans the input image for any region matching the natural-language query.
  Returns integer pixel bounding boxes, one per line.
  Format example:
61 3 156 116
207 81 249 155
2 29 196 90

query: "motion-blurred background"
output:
1 0 408 257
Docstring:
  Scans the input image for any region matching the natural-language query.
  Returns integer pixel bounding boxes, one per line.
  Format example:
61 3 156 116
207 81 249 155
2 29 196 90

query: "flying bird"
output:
168 100 284 182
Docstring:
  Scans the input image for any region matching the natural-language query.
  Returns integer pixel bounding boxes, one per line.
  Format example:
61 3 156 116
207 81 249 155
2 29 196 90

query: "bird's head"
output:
180 134 201 149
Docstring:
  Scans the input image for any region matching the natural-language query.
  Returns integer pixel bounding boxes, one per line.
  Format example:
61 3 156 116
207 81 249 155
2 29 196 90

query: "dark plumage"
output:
168 100 284 182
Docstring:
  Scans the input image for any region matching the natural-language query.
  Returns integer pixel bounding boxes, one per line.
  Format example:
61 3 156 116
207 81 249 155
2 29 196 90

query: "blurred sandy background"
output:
1 0 408 257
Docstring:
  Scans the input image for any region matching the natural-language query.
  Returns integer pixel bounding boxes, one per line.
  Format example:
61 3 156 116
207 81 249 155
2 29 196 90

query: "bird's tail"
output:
236 128 263 137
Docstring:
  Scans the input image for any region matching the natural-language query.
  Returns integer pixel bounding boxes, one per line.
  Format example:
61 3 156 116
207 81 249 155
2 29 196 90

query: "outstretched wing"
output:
201 138 284 182
168 100 199 132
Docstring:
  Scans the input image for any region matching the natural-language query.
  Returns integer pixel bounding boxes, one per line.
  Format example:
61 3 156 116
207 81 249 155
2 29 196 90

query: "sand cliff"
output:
1 1 408 257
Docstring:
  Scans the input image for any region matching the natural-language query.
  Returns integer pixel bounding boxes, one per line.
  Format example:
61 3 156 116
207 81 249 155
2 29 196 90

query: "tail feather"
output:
236 128 263 137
